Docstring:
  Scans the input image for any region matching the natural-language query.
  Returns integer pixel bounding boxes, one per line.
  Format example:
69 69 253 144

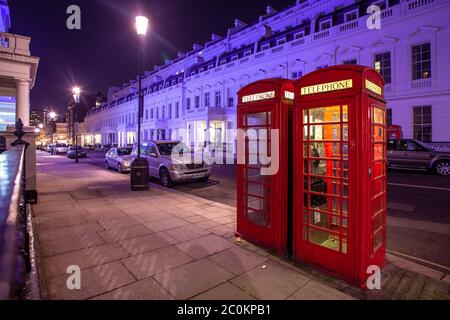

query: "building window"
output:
387 108 392 126
168 104 172 119
373 0 387 10
413 106 432 142
292 71 303 79
215 90 222 108
345 9 358 22
319 19 331 31
150 108 154 119
374 51 392 84
277 38 286 46
343 59 357 65
244 50 252 57
156 107 159 119
261 43 270 51
175 102 179 118
412 43 431 80
208 65 214 70
204 92 210 107
199 68 204 73
227 88 234 108
231 56 238 62
162 105 165 119
316 65 328 70
186 98 191 110
294 31 305 39
195 96 200 108
145 109 148 120
220 60 227 66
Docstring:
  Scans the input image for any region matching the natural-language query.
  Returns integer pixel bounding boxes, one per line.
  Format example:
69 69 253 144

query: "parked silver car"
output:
52 143 68 155
105 147 133 173
132 141 212 187
388 139 450 176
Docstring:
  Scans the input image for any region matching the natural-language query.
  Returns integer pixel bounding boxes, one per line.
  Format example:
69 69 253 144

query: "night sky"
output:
9 0 294 113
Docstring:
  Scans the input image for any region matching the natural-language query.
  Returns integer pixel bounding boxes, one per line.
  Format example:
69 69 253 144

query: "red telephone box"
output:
293 66 387 286
387 125 403 140
236 79 294 255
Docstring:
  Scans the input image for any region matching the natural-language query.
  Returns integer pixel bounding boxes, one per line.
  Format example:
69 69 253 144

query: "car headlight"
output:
123 160 130 167
171 164 186 171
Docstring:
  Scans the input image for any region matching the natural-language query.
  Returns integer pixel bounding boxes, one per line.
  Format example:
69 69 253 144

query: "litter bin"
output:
130 157 149 191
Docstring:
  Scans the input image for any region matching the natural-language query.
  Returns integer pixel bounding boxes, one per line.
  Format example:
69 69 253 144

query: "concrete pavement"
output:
32 152 449 300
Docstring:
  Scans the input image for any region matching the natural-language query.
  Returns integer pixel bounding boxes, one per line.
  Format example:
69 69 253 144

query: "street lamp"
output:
72 86 81 164
48 111 57 144
130 15 150 191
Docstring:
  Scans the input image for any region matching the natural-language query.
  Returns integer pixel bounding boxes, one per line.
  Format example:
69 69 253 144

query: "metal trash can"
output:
130 157 149 191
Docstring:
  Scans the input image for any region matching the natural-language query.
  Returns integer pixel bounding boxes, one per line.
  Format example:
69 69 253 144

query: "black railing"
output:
0 144 29 299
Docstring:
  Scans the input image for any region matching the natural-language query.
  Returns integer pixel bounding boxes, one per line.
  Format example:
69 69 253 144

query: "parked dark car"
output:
387 139 450 176
105 147 133 173
67 146 87 158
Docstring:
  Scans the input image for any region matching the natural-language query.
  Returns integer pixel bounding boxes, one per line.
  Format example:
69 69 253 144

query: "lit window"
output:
374 51 392 84
412 43 431 80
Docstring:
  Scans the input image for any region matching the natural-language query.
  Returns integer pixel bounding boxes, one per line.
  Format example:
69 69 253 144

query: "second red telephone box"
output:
293 66 387 286
236 79 294 255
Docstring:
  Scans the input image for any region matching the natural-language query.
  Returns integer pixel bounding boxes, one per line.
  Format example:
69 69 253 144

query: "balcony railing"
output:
0 32 31 56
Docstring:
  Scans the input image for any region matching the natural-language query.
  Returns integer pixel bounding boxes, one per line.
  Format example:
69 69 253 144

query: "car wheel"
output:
118 164 123 174
159 168 173 188
105 161 110 170
435 160 450 176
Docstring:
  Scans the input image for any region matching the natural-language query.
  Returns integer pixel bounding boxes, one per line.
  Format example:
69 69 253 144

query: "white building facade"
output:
83 0 450 151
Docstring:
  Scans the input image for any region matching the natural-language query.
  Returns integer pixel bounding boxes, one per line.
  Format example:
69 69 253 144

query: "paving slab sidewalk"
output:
31 153 449 300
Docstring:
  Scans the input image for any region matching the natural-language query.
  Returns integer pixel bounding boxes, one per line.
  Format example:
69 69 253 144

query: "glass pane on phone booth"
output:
303 105 349 254
371 106 387 253
243 111 272 227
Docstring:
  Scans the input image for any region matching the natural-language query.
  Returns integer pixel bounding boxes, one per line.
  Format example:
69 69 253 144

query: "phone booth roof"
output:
238 78 294 108
293 65 385 102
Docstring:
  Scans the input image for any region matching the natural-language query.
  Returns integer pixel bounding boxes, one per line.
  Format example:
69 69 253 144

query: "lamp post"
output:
72 87 81 164
130 15 150 191
48 111 57 145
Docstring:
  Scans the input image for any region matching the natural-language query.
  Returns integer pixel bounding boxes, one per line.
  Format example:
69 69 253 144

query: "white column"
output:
16 79 31 126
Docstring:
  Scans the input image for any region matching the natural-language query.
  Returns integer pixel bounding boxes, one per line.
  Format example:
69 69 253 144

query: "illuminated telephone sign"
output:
236 79 294 255
300 79 353 96
293 66 387 287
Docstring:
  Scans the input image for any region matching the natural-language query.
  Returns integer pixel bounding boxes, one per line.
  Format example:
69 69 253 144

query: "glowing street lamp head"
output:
49 111 57 119
72 86 81 95
38 123 44 129
72 86 81 103
135 16 149 36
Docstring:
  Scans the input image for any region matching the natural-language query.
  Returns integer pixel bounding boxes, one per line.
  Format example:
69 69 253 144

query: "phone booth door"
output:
299 99 355 279
238 106 275 244
237 79 293 254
